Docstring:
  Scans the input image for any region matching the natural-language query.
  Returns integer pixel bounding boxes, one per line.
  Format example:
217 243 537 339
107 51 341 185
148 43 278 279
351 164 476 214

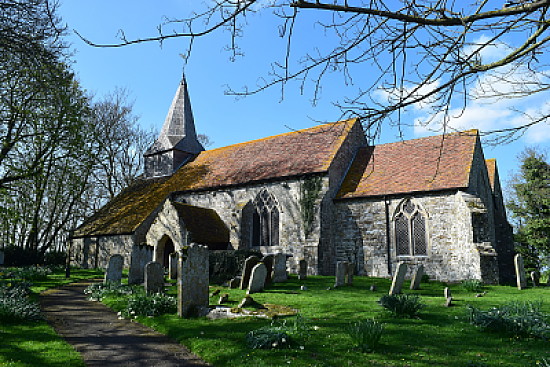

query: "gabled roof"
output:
74 119 357 237
337 130 479 199
485 158 497 192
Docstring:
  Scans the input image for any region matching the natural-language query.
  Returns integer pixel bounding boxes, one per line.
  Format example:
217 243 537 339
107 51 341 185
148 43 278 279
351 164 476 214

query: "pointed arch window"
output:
393 199 428 257
251 190 279 247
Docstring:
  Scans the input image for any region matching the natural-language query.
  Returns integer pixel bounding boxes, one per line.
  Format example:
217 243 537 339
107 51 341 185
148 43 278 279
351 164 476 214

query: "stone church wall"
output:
71 234 134 269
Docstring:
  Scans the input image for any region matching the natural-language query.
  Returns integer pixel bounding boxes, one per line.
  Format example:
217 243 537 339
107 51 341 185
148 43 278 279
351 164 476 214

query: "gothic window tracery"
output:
251 189 279 246
393 199 428 257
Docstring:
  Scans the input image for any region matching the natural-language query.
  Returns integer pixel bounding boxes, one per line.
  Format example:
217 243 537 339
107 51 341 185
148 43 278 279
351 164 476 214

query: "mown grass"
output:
0 267 103 367
103 275 550 367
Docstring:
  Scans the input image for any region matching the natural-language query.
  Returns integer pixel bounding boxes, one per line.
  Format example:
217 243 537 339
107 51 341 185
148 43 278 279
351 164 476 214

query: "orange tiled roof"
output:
337 130 479 199
74 119 357 237
485 159 497 191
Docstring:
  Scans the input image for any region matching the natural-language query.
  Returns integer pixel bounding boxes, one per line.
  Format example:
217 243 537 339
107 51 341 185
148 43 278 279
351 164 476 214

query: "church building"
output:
71 77 515 284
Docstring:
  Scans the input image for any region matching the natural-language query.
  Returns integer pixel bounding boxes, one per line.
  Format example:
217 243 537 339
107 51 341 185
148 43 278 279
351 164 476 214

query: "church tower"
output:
144 75 204 178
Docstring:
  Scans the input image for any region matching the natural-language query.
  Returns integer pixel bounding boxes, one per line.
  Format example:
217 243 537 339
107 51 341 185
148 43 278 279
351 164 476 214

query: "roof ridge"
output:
375 129 479 147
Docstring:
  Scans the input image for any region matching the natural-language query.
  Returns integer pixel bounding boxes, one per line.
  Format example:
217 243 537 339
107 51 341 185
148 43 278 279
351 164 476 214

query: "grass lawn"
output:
104 275 549 367
0 267 103 367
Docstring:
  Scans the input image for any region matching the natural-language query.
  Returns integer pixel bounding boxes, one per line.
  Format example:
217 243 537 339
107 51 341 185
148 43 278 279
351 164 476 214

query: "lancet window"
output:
252 190 279 247
394 199 428 257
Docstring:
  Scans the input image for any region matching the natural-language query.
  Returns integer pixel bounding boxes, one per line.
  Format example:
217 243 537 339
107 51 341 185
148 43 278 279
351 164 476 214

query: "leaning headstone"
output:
104 254 123 284
144 261 164 295
240 255 261 289
444 297 453 307
298 259 307 280
334 261 348 287
218 293 229 304
389 262 408 295
346 262 354 285
272 253 288 283
169 252 179 280
0 250 4 265
247 263 267 294
262 254 274 285
514 254 527 290
530 271 540 287
178 244 209 318
444 287 451 299
410 265 424 290
128 244 153 285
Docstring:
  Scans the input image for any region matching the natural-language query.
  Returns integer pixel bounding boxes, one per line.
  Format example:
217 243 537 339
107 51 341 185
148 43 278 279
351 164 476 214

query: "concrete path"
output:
40 282 211 367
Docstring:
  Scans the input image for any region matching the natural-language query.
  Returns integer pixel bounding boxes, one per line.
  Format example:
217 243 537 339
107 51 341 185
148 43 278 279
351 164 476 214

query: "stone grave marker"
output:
145 261 164 295
346 262 354 285
389 262 408 295
334 261 348 287
530 271 540 287
444 287 451 299
272 253 288 283
262 254 274 285
240 255 261 290
228 277 240 289
298 259 307 280
104 254 123 284
514 254 527 290
169 252 179 280
218 294 229 304
444 297 453 307
247 263 267 294
410 265 424 290
178 243 209 318
128 244 153 285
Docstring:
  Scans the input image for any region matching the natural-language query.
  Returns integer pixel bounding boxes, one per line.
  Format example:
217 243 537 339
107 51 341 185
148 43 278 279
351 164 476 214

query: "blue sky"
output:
58 1 549 189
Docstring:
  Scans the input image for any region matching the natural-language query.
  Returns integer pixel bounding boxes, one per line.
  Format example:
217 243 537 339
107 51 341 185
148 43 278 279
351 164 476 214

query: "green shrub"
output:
378 294 424 318
246 315 311 349
2 246 42 266
84 282 140 301
6 266 51 280
346 319 384 352
44 250 67 266
122 293 176 318
462 279 484 293
0 283 42 321
209 249 262 284
467 301 549 340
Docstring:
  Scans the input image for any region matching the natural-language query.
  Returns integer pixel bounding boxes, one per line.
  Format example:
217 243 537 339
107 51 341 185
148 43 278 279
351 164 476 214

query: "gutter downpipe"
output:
384 195 392 276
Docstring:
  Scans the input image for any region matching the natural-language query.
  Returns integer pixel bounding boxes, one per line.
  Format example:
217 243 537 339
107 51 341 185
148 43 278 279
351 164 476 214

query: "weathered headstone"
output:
530 271 540 287
247 262 267 294
389 262 408 295
410 265 424 290
346 262 354 285
178 244 209 318
262 254 274 285
514 254 527 290
169 252 179 280
334 261 348 287
444 287 451 299
218 293 229 304
228 277 240 289
0 250 4 265
104 254 123 284
272 253 288 283
369 284 377 292
298 259 307 280
444 297 453 307
238 295 255 308
144 261 164 295
128 244 153 285
240 255 261 290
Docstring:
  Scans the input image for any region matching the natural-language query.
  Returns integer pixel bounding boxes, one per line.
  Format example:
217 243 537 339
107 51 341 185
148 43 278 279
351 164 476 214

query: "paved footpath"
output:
40 282 211 367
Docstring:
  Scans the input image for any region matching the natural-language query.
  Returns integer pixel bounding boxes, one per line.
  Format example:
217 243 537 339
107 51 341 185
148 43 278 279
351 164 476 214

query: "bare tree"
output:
76 1 550 142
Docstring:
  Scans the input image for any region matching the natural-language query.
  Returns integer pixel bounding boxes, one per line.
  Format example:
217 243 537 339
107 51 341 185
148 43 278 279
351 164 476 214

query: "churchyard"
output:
1 260 548 367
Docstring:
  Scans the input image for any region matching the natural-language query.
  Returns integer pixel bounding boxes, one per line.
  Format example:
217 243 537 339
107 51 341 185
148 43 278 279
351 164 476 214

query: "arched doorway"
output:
162 238 175 268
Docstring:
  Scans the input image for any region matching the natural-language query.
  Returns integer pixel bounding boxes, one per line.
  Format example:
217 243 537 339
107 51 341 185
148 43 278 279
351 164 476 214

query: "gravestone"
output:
228 277 240 289
410 265 424 290
240 256 261 290
530 271 540 287
272 253 288 283
334 261 348 287
261 254 274 285
514 254 527 290
104 254 123 284
346 262 354 285
444 297 453 307
0 250 4 265
169 252 179 280
218 293 229 304
178 244 209 318
128 244 153 285
247 263 267 294
444 287 451 299
298 259 307 280
144 261 164 295
389 262 408 295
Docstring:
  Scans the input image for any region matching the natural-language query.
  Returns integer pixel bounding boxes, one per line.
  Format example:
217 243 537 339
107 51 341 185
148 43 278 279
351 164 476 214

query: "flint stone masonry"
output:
298 259 307 280
410 265 424 290
240 256 261 289
514 254 527 290
145 261 165 295
178 244 209 318
104 254 123 284
247 263 267 294
272 253 288 283
389 262 407 295
128 244 153 285
169 252 179 279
